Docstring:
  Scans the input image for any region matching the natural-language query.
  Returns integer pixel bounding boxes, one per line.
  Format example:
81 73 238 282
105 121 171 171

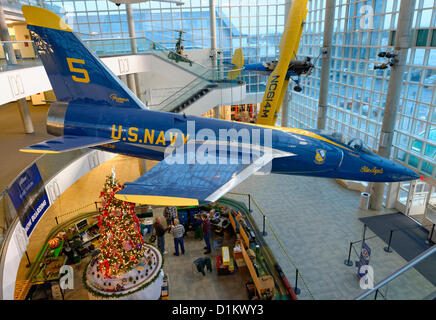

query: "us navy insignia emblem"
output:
315 149 326 164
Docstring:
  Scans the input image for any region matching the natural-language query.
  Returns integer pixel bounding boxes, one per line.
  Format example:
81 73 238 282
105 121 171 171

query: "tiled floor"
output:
226 173 435 300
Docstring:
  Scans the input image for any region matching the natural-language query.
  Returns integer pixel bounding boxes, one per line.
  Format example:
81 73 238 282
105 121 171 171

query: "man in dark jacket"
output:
153 217 167 254
201 213 211 254
164 206 177 228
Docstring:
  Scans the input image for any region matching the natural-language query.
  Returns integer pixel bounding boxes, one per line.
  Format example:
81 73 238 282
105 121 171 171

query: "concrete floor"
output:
0 101 50 189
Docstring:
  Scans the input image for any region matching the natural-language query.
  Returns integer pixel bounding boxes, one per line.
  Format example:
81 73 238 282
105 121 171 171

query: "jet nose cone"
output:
387 161 419 182
400 167 420 181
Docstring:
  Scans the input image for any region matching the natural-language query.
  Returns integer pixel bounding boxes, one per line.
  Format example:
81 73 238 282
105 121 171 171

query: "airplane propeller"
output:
289 51 321 92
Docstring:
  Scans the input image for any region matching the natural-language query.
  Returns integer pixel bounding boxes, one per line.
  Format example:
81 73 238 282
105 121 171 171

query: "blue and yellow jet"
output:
20 6 419 206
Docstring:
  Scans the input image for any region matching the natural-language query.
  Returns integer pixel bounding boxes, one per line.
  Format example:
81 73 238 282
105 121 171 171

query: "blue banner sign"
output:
356 240 371 278
8 164 50 236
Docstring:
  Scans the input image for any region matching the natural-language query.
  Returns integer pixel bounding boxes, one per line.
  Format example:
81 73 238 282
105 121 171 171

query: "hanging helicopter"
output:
167 30 193 66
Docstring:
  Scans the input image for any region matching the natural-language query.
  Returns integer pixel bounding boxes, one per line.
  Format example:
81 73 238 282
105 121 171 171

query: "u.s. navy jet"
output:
20 6 419 206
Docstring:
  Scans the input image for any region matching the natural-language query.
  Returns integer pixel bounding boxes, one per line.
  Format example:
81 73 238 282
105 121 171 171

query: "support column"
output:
126 74 136 96
209 0 218 70
316 0 335 130
209 0 219 116
385 182 400 209
214 106 220 119
138 159 147 175
0 4 34 133
126 4 141 98
281 87 290 127
370 0 416 210
17 99 34 134
0 5 16 65
280 0 293 128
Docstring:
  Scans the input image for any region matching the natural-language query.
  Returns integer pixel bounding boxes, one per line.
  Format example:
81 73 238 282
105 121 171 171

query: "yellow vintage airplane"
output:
256 0 308 126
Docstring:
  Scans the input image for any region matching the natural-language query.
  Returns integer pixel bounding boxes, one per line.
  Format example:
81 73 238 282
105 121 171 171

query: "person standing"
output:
153 217 167 254
201 213 211 254
170 219 185 256
164 206 177 228
192 214 203 240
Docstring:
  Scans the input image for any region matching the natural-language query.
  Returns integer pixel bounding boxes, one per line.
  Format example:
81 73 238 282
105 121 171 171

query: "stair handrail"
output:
84 35 213 70
83 36 245 79
158 77 210 112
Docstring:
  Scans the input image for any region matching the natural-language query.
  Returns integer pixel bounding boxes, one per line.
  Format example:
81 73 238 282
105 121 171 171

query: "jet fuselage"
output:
59 102 418 183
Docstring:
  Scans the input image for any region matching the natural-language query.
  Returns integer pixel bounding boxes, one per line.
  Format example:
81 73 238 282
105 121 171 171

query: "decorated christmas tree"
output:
96 172 146 278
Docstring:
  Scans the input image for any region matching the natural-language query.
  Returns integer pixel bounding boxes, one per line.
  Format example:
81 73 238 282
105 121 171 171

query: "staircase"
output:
85 37 245 115
158 77 217 113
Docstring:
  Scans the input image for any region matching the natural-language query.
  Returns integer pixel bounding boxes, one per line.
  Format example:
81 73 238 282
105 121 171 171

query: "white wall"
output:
1 150 116 300
1 51 213 106
242 92 265 105
45 151 116 204
2 221 28 300
184 48 213 68
136 55 198 106
0 54 150 106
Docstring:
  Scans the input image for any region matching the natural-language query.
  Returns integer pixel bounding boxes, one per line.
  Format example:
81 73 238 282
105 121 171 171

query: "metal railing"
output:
83 36 244 84
227 192 315 300
1 35 243 81
1 36 245 110
0 40 41 71
356 244 436 300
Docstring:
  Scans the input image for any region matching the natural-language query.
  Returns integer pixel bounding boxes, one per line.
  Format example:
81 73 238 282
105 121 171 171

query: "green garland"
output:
82 247 165 299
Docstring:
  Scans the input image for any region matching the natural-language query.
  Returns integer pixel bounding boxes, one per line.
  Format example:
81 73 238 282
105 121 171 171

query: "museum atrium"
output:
0 0 435 301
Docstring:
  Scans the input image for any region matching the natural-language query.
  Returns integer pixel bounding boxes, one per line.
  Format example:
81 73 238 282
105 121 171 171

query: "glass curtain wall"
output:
289 0 436 179
33 0 285 93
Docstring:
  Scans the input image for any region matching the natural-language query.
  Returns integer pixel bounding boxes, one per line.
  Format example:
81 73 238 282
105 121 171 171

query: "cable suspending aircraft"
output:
20 6 419 206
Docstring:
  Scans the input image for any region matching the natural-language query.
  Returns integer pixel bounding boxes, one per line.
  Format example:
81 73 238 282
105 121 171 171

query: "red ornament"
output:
48 237 60 249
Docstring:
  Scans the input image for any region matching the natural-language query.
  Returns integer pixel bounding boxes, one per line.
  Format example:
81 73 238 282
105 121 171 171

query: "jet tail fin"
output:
227 48 244 80
22 6 144 109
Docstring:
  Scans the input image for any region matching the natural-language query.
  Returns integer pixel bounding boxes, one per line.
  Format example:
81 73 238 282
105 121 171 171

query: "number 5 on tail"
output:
67 57 90 83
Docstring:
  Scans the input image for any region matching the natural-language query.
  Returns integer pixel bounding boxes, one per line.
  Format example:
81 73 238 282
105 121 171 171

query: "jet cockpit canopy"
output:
320 131 374 154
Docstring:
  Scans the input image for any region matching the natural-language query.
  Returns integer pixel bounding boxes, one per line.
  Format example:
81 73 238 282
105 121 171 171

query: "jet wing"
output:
115 144 292 206
20 135 116 153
